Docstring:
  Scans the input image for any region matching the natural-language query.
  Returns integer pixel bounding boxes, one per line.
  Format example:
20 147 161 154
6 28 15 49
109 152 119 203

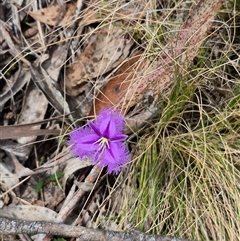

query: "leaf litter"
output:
1 0 238 241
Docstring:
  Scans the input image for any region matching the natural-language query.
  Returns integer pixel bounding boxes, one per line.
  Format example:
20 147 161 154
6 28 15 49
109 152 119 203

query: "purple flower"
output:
69 109 130 174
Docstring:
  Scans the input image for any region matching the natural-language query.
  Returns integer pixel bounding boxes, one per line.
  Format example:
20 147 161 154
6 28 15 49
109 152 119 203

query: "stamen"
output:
93 136 110 149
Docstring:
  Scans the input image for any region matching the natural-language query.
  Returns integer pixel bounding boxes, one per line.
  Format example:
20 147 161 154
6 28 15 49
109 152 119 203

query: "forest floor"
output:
0 0 240 241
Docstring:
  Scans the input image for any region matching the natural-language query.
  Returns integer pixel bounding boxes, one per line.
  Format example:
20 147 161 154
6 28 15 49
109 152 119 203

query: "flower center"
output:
94 136 110 150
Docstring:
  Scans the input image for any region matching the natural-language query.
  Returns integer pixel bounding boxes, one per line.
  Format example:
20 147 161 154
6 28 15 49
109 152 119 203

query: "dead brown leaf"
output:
65 25 134 97
27 3 76 27
90 53 145 115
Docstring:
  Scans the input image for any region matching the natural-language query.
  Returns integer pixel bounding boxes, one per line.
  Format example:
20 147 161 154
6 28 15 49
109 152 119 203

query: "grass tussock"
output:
112 85 240 241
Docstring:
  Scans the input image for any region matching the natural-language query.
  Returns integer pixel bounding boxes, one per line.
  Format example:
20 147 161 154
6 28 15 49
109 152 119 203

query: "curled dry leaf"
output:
27 3 76 27
65 25 134 97
90 53 146 115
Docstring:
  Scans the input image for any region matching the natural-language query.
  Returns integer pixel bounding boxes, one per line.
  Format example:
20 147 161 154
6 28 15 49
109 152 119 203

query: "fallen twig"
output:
0 217 195 241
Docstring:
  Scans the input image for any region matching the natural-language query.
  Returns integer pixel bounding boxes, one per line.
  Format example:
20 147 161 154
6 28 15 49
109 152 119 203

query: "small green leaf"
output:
35 180 44 193
49 172 64 182
40 156 45 165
